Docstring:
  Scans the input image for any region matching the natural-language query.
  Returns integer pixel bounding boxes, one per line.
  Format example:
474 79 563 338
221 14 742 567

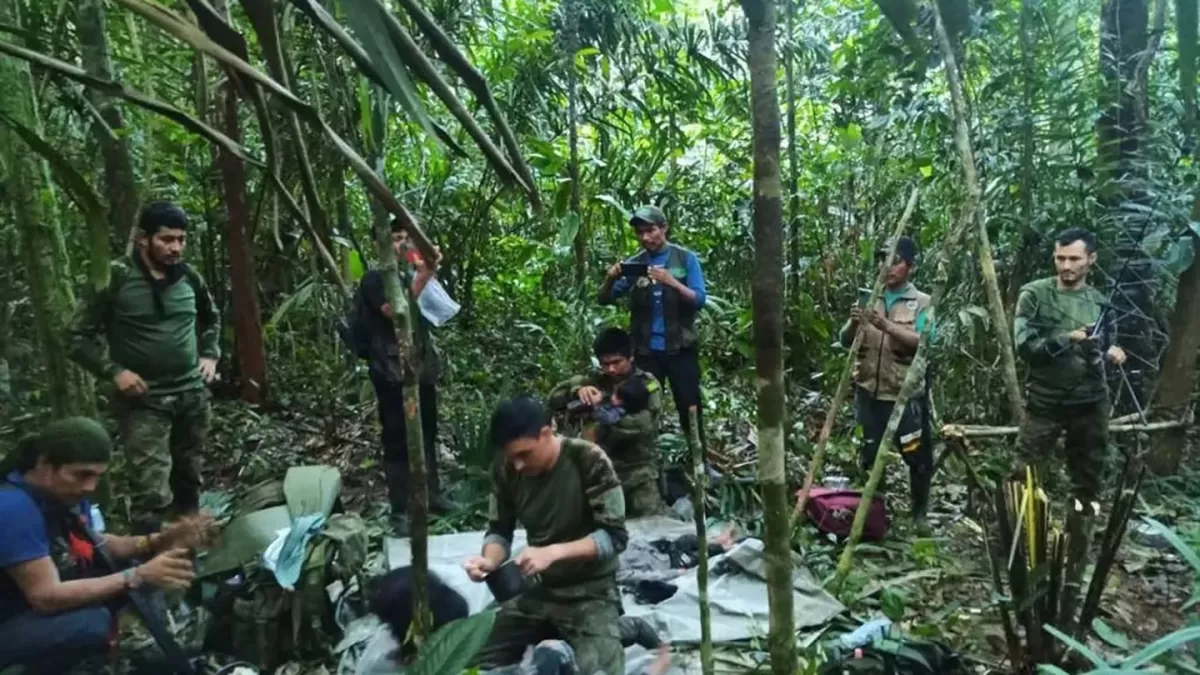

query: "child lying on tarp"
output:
365 567 671 675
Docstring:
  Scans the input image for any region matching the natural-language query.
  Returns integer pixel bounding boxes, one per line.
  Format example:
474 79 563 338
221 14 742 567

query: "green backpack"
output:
197 466 368 672
819 637 964 675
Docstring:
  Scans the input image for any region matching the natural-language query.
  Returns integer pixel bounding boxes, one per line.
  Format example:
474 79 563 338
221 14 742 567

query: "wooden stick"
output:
790 186 920 526
687 407 714 675
943 417 1188 438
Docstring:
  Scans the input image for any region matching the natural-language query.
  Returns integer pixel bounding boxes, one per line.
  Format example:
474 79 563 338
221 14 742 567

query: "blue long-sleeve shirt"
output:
609 247 707 352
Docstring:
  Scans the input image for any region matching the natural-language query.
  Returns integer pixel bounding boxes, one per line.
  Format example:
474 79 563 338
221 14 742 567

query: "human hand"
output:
1068 328 1091 343
380 302 393 318
606 262 622 280
514 546 559 576
647 266 675 286
464 556 496 582
577 386 605 407
1107 345 1127 366
114 370 148 396
158 513 218 552
137 549 196 591
199 358 219 384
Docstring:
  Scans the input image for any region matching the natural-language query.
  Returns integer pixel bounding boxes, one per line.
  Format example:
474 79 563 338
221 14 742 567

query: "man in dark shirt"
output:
0 417 205 673
464 397 627 675
67 202 220 531
358 223 453 535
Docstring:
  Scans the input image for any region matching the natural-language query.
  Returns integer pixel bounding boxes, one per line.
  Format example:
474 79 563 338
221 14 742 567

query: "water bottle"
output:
823 474 851 490
89 504 106 533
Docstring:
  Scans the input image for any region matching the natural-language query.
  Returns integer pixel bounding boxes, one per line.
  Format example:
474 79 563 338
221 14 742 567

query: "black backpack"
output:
819 637 964 675
337 282 373 360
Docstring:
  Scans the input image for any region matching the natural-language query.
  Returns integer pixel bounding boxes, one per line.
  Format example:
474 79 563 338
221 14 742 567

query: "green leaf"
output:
595 194 631 221
408 610 498 675
1092 618 1131 650
919 164 933 178
1162 235 1196 275
1121 625 1200 669
340 0 439 145
557 213 581 250
1142 517 1200 575
1042 623 1109 668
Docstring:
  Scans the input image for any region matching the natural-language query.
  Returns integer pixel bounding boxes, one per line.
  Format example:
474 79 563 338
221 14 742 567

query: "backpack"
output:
806 488 888 541
819 637 964 675
337 281 373 360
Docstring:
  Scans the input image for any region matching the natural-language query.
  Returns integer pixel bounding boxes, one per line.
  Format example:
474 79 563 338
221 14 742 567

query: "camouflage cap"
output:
629 205 667 228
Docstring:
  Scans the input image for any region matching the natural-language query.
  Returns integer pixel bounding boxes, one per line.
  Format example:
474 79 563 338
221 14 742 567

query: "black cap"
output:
877 236 917 265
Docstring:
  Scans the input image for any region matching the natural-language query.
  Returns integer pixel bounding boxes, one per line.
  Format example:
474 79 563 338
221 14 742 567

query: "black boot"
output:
909 465 932 536
384 461 410 537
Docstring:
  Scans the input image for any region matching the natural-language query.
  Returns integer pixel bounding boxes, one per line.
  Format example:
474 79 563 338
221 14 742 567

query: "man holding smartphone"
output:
598 206 709 464
1013 228 1125 506
839 236 934 530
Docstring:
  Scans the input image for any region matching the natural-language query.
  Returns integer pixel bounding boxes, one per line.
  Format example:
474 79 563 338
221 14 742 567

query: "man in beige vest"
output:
839 237 934 531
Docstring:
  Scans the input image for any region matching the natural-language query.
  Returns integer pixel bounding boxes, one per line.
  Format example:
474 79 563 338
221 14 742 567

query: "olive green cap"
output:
630 205 667 228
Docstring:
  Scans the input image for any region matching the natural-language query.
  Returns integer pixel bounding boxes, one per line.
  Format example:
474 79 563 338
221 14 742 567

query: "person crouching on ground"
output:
0 417 211 674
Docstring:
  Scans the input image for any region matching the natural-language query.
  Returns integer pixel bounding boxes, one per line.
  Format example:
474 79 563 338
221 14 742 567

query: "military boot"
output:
909 465 933 536
384 461 410 537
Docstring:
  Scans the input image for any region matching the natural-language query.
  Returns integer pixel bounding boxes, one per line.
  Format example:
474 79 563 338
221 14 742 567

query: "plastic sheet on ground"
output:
354 516 844 674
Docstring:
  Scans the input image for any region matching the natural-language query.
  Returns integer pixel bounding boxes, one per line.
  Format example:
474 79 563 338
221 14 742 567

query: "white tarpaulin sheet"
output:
358 516 844 674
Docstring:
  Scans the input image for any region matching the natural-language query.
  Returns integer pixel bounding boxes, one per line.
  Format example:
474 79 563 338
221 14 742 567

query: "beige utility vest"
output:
853 285 931 401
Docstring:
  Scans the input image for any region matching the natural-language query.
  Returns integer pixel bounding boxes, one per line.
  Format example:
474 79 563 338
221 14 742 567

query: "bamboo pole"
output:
687 407 714 675
932 0 1025 423
790 187 920 526
943 416 1189 438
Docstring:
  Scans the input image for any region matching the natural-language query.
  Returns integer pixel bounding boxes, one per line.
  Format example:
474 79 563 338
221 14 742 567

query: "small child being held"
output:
584 377 651 443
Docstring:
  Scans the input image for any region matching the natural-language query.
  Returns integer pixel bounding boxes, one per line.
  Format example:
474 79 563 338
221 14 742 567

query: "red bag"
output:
806 488 888 541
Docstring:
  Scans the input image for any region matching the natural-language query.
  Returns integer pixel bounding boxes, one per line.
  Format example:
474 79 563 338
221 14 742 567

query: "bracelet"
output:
121 567 143 590
135 535 153 556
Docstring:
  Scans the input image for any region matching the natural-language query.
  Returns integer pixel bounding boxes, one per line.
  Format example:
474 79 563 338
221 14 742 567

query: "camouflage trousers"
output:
113 389 211 520
471 579 624 675
1015 401 1109 504
616 461 666 519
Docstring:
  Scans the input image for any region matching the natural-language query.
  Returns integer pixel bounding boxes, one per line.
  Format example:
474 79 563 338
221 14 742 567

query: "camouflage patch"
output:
599 486 626 520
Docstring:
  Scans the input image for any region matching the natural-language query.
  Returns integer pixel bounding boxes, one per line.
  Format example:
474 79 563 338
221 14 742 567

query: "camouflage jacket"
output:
483 438 627 588
547 369 662 477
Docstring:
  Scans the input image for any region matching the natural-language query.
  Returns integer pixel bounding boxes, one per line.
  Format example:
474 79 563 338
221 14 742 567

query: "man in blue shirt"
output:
838 237 935 531
0 417 205 673
599 206 709 466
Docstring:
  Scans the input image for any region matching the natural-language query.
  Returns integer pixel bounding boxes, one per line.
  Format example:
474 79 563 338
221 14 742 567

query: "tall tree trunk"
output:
741 2 796 674
564 0 586 287
1006 0 1039 312
0 0 83 417
78 0 138 292
784 0 800 303
216 0 267 403
1148 0 1199 473
1098 0 1155 411
938 4 1025 422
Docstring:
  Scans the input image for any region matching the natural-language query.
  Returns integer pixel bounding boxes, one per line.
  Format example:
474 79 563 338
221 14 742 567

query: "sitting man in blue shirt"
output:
599 205 710 469
0 417 206 673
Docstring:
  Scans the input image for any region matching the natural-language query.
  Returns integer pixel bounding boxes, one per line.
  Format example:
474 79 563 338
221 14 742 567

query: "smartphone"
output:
621 262 649 278
857 288 872 307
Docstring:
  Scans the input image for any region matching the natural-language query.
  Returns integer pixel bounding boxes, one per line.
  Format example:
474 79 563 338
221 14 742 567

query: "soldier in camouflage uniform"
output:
464 397 627 675
68 202 220 530
1013 228 1127 504
548 328 666 518
0 417 204 673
